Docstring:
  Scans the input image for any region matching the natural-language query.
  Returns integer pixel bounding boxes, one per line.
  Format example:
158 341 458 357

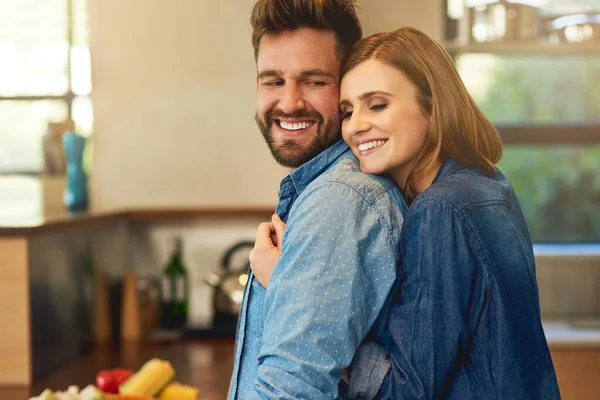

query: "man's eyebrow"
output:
257 69 337 81
340 91 393 107
257 69 282 80
300 69 336 79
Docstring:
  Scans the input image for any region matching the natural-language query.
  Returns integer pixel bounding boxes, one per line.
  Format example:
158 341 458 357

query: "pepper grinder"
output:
92 274 112 343
121 272 142 341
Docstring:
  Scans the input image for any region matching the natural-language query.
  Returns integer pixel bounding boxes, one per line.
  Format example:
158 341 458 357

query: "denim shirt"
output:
228 140 407 399
348 158 561 400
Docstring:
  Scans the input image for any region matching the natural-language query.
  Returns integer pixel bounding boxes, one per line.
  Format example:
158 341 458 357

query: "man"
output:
228 1 406 399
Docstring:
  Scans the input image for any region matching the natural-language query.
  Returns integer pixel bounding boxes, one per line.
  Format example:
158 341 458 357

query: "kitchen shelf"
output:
445 41 600 55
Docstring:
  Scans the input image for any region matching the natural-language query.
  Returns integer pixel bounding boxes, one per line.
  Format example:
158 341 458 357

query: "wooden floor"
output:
0 339 235 400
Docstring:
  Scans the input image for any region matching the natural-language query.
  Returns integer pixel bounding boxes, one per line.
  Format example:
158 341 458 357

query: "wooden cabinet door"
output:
551 349 600 400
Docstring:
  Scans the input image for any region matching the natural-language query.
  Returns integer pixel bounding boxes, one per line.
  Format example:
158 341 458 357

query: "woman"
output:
250 27 560 399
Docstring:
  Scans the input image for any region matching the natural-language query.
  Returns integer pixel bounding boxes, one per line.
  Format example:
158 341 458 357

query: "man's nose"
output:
279 84 305 114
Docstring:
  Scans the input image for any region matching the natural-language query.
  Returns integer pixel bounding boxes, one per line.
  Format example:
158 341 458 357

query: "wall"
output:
358 0 443 38
89 0 281 210
88 0 443 210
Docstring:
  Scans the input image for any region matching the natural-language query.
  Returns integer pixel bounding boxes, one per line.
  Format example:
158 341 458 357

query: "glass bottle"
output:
63 131 88 211
160 238 189 330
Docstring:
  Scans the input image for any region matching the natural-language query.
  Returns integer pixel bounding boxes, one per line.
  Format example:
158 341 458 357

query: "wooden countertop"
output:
0 339 235 400
0 207 275 237
2 330 600 400
545 320 600 349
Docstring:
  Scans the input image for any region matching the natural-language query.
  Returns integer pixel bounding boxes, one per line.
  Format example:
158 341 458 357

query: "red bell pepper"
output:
96 368 134 394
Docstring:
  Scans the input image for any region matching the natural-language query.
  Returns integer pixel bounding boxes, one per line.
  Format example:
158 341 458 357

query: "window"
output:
446 0 600 243
0 0 92 174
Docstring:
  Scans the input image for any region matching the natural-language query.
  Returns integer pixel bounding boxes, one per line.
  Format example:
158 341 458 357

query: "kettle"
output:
205 241 254 328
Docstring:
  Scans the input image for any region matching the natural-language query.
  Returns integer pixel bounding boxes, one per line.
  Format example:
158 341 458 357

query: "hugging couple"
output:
229 1 561 399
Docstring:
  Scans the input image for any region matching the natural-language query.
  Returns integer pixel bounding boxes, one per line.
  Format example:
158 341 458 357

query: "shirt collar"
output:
275 140 350 218
288 139 350 195
432 158 463 184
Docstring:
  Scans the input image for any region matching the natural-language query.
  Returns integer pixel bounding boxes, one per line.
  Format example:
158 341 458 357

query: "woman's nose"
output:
345 112 370 136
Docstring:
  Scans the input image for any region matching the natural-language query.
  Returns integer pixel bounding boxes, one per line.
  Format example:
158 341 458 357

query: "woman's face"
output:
340 59 430 186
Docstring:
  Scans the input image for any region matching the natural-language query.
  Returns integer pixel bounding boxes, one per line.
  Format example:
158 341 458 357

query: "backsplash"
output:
27 213 600 352
126 222 600 323
536 253 600 319
127 217 265 328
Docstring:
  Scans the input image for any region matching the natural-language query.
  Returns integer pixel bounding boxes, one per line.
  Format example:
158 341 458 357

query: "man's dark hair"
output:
250 0 362 61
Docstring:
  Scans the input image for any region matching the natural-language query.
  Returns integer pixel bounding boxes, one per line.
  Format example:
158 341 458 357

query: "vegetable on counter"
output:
29 385 106 400
158 382 198 400
96 369 134 394
29 358 198 400
118 359 175 397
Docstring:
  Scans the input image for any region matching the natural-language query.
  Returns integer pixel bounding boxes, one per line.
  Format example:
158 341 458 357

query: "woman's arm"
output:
375 197 489 399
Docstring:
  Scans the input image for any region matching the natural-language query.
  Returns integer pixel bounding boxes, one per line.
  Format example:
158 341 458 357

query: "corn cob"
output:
159 382 198 400
119 358 175 396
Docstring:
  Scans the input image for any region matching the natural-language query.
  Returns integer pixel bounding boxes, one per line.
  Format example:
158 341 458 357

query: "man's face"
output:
255 28 342 168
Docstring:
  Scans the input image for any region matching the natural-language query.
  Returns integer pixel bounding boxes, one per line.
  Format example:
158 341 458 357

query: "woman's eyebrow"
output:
358 90 393 100
340 91 393 107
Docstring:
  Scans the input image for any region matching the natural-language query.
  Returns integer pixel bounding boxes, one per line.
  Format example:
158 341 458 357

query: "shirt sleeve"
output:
246 181 401 400
377 197 489 399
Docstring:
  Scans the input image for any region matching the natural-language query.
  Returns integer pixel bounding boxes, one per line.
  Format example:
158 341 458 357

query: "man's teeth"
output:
358 140 387 152
279 121 313 131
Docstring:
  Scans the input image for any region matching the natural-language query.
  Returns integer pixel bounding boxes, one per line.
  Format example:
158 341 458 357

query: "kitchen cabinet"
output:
551 348 600 399
0 207 271 386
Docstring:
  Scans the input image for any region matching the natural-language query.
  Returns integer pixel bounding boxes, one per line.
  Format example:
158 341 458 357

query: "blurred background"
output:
1 0 599 241
1 1 600 399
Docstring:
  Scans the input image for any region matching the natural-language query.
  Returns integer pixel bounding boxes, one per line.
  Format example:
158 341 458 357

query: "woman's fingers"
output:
249 217 286 288
255 222 276 248
271 214 286 250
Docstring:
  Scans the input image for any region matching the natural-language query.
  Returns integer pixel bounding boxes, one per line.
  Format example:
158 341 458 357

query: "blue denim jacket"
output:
228 140 407 399
348 158 561 400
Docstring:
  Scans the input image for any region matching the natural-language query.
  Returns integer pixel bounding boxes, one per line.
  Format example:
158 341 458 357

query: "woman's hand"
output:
249 214 286 288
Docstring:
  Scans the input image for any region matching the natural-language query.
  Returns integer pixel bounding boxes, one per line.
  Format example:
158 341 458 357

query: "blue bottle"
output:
63 132 89 212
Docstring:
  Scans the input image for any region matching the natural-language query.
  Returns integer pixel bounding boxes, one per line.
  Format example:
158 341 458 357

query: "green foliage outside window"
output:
462 55 600 242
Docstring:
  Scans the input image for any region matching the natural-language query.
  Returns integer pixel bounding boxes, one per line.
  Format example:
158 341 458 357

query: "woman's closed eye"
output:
369 103 388 111
340 109 353 120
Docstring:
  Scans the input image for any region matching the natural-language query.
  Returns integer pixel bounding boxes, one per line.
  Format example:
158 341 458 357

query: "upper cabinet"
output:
442 0 600 132
445 0 600 54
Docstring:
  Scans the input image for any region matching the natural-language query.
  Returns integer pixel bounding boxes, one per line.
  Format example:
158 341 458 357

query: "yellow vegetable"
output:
119 359 175 397
159 382 198 400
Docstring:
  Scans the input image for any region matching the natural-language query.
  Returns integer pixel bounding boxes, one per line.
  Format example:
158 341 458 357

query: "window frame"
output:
0 0 79 175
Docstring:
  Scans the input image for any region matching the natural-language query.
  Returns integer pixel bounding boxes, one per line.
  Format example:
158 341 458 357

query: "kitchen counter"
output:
0 339 235 400
0 204 273 386
545 320 600 348
0 207 274 236
1 322 600 400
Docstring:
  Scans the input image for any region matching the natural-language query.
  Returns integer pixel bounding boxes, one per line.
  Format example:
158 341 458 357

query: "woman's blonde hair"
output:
341 27 502 199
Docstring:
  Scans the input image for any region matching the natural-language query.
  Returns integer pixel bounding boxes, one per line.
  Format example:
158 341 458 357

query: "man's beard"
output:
255 108 341 168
